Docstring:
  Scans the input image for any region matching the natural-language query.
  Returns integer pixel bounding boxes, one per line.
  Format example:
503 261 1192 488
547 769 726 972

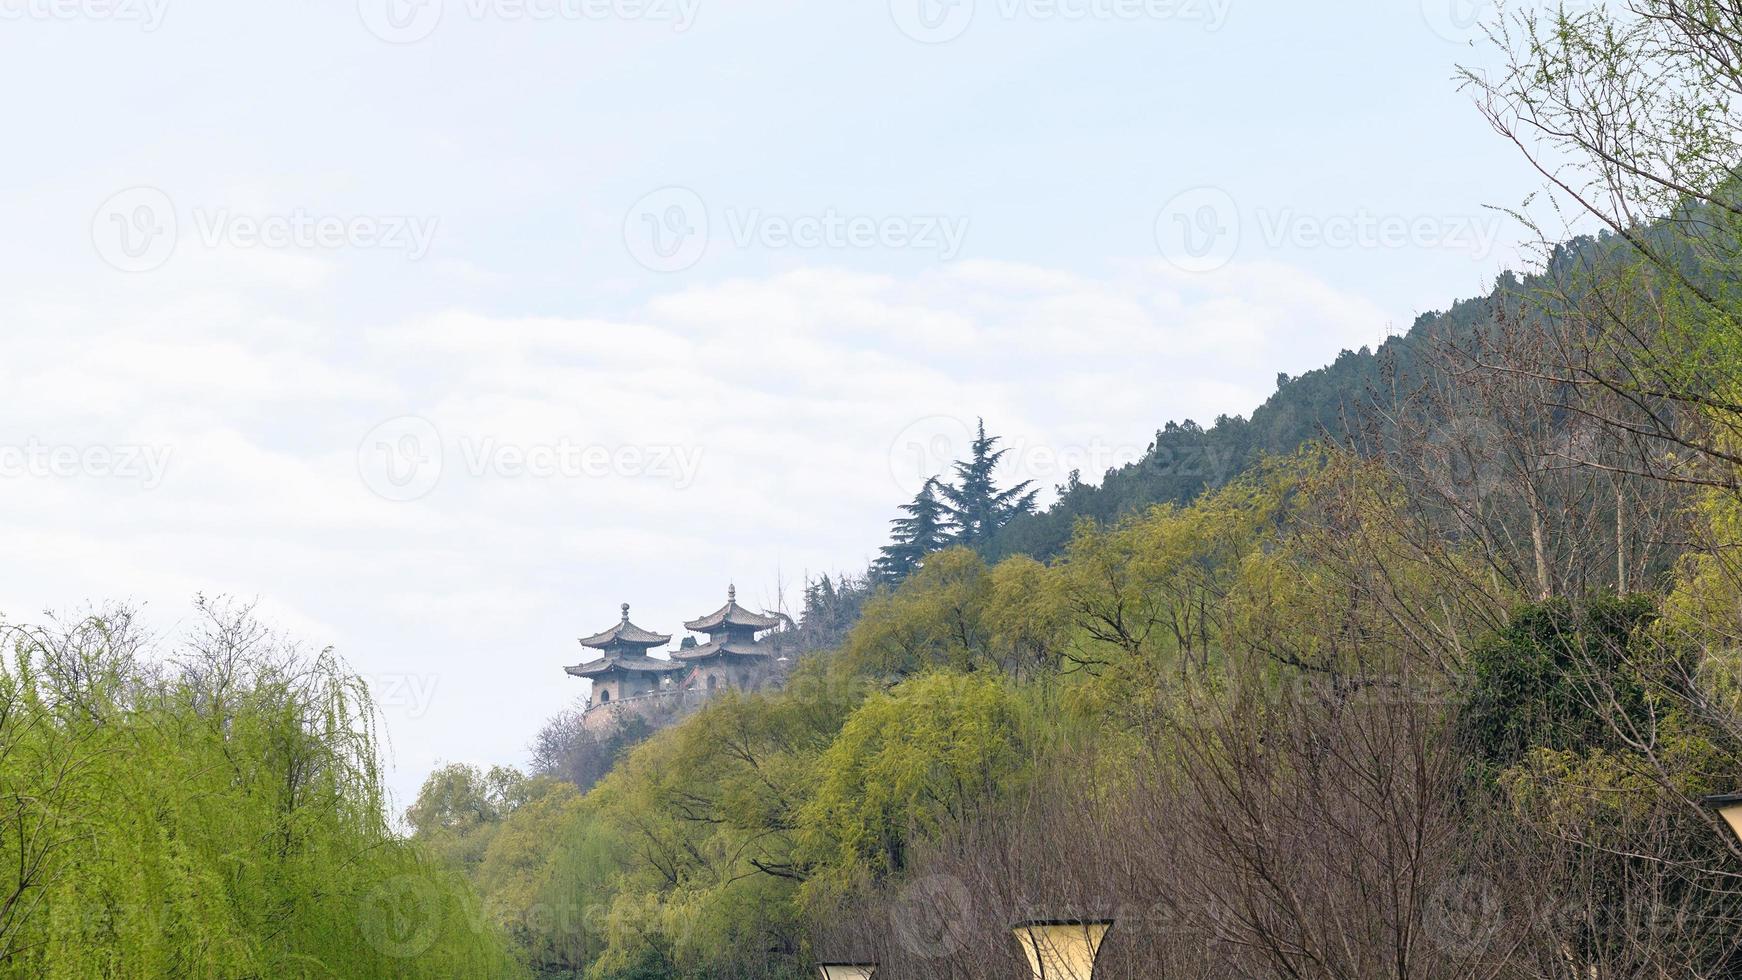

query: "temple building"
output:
673 585 784 692
566 589 790 733
564 603 684 706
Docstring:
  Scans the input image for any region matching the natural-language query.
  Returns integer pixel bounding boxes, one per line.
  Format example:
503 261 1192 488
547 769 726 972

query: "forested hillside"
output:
982 275 1524 561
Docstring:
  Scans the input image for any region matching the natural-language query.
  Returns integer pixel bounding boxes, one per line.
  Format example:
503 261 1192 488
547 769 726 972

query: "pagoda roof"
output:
565 653 685 678
672 637 775 662
579 603 672 649
684 586 783 633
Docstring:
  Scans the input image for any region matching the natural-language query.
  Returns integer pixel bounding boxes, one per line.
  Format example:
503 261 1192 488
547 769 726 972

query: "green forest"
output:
9 3 1742 977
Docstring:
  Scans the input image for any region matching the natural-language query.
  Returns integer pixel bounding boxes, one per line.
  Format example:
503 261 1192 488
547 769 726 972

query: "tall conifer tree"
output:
874 477 954 581
939 419 1038 544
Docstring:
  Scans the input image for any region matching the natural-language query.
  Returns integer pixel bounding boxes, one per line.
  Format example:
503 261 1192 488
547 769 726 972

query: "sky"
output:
0 0 1571 808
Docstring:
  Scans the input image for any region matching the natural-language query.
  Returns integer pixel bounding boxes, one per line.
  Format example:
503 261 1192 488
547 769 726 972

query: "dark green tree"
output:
795 572 872 651
873 477 954 582
1459 594 1663 775
939 419 1038 545
803 575 837 623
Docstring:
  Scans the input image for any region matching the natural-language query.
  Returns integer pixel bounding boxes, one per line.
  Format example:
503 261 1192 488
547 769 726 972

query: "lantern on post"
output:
1701 792 1742 845
817 963 877 980
1011 919 1113 980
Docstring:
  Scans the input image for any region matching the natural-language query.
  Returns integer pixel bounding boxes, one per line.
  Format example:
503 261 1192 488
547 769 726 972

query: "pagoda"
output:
674 585 783 691
564 603 684 706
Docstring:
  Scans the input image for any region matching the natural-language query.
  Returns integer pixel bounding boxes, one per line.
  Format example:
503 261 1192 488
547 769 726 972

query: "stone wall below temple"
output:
580 687 712 734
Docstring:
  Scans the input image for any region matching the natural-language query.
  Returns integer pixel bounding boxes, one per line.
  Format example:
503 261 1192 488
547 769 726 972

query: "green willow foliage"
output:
0 602 519 979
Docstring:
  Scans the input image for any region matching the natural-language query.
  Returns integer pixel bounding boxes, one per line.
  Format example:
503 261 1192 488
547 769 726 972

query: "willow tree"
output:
0 601 519 979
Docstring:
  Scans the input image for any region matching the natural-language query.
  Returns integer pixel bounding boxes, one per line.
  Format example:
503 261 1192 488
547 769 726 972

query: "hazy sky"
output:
0 0 1567 806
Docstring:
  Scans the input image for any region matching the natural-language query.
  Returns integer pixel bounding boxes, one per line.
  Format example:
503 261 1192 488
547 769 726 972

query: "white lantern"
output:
1703 792 1742 845
817 963 877 980
1011 919 1113 980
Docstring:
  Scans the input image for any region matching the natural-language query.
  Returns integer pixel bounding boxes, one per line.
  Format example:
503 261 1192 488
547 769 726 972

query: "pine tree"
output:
873 477 954 582
803 575 836 618
796 571 871 650
938 419 1038 544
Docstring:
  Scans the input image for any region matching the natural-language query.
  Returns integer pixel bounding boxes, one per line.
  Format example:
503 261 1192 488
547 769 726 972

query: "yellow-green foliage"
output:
839 547 994 677
1666 489 1742 648
477 779 584 948
983 555 1073 674
799 672 1034 893
0 605 520 979
406 762 536 876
